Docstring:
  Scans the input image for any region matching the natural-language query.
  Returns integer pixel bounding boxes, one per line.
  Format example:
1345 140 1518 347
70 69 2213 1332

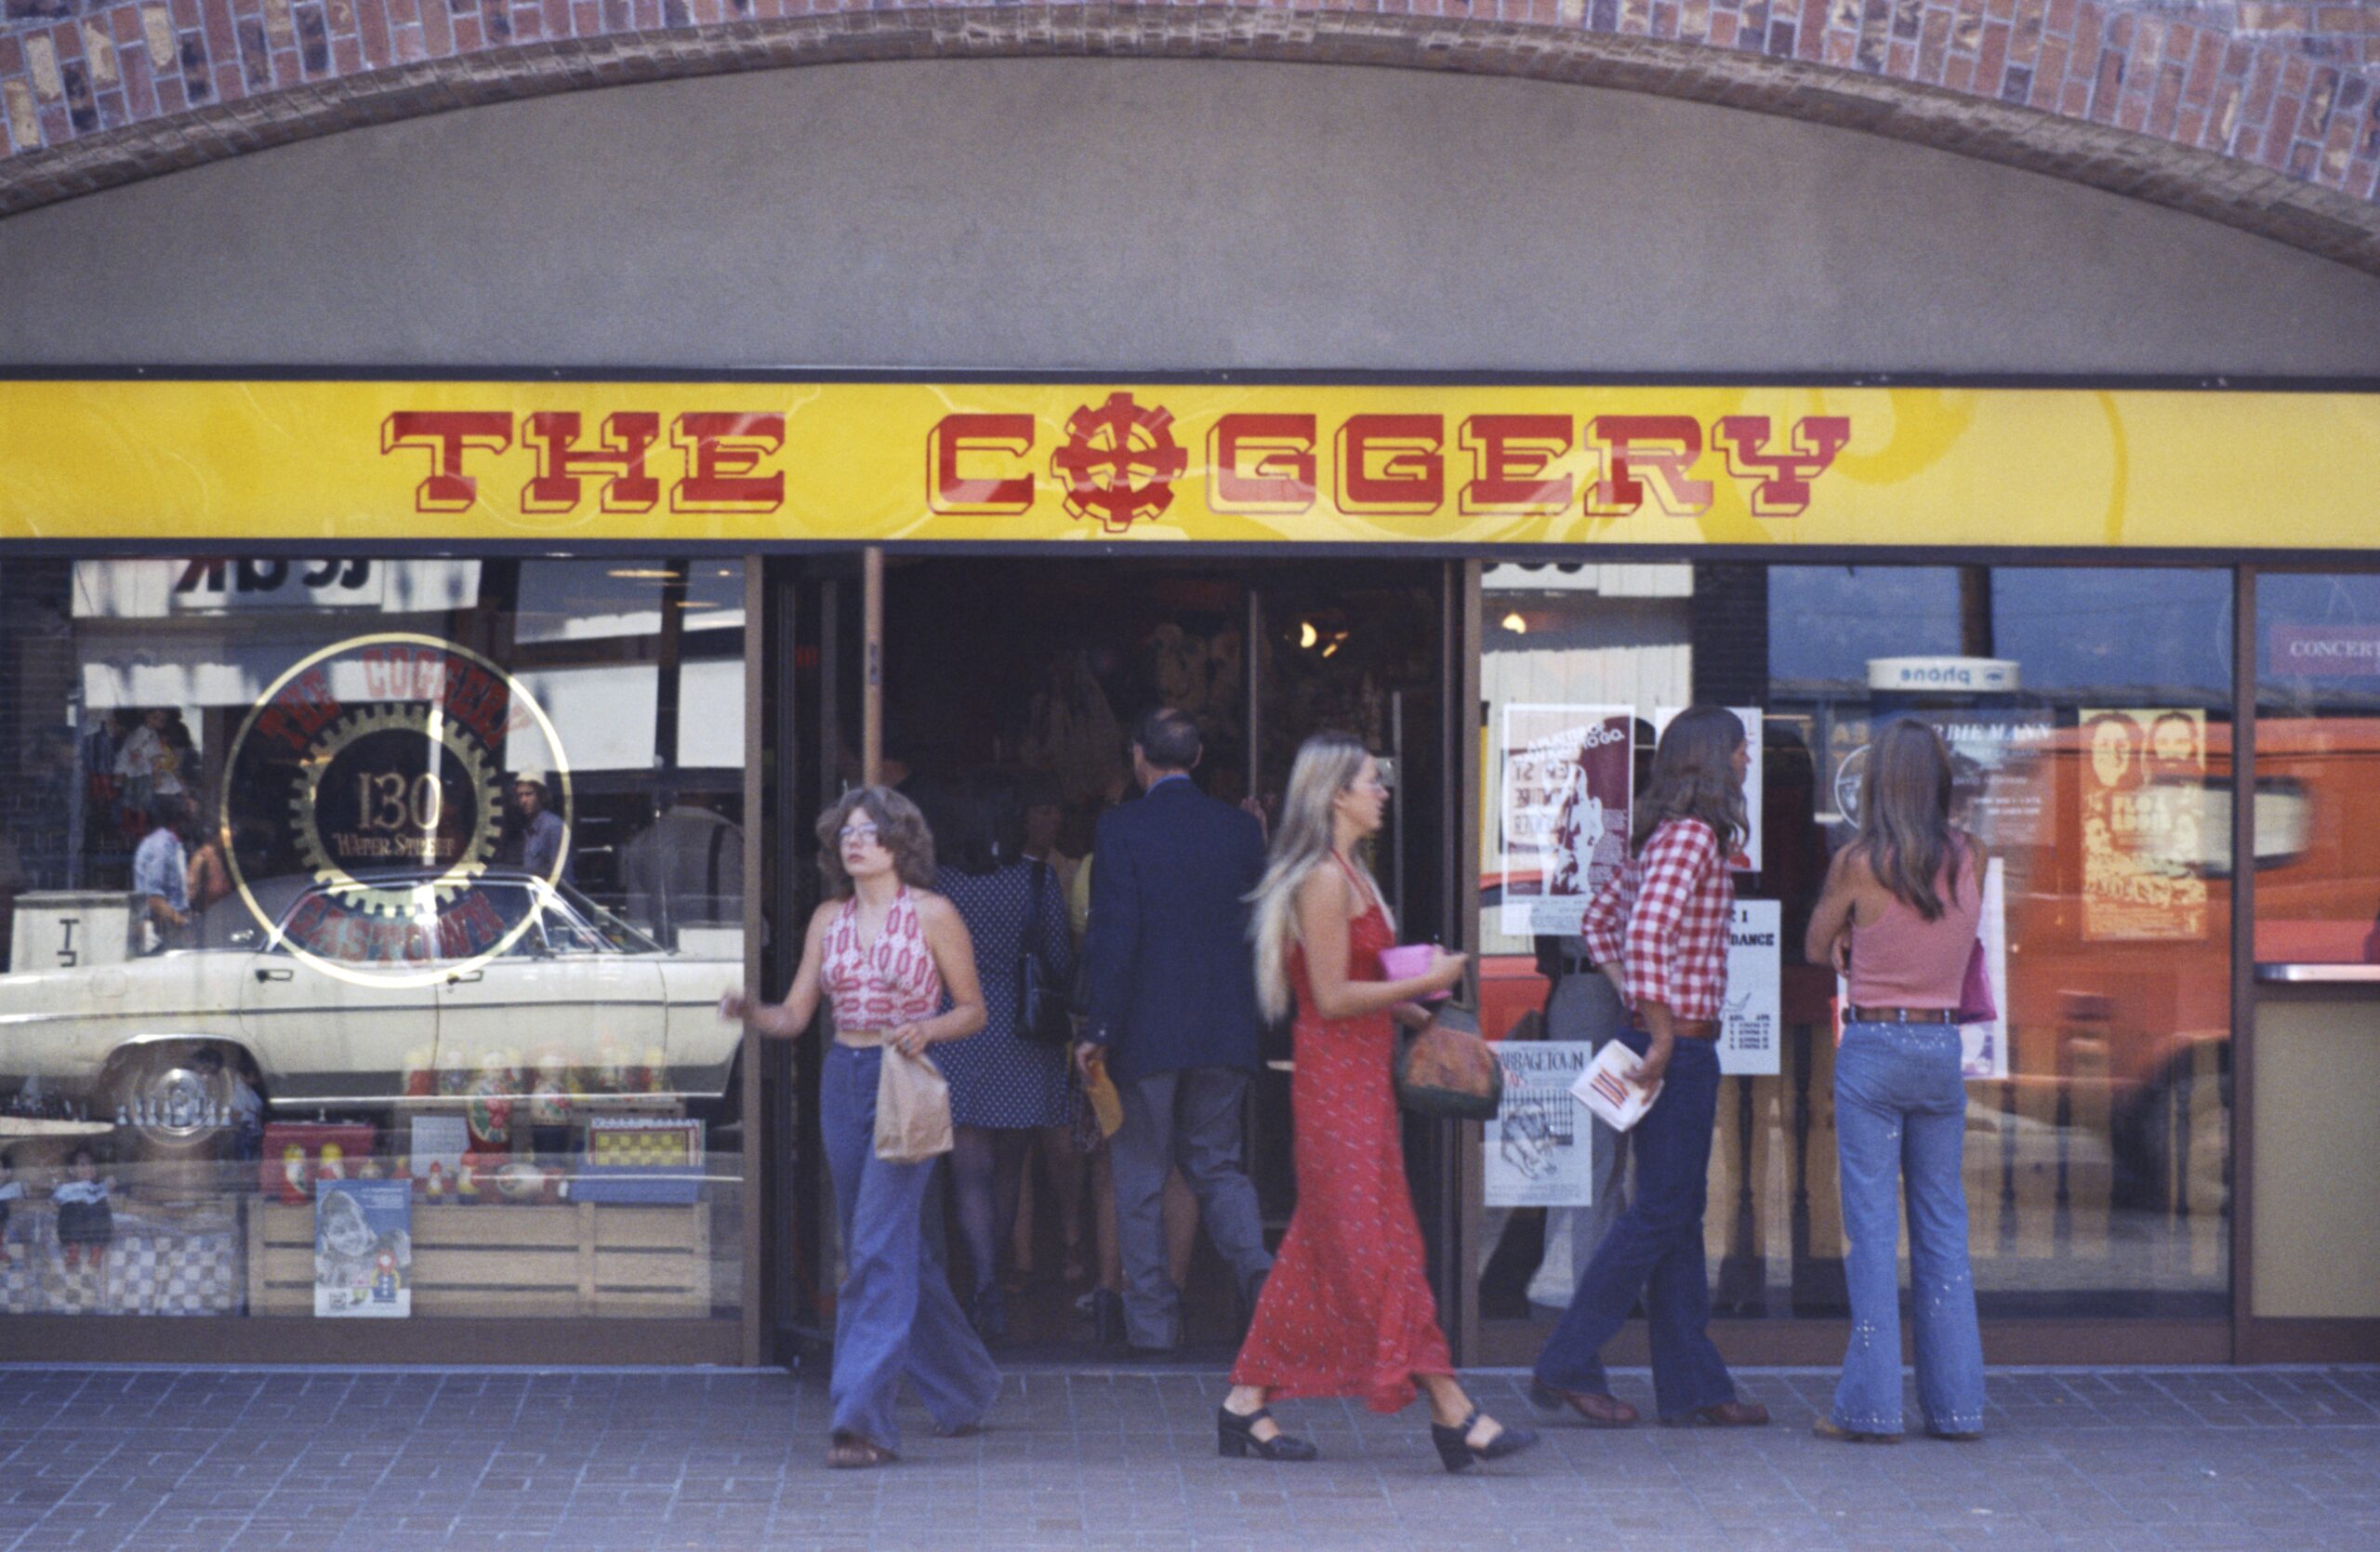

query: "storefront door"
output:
760 553 1467 1360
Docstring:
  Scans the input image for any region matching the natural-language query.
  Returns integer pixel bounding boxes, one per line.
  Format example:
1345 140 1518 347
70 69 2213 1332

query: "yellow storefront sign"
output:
1 379 2374 549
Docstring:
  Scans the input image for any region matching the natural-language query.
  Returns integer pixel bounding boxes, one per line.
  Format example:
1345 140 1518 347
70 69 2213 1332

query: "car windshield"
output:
544 882 664 955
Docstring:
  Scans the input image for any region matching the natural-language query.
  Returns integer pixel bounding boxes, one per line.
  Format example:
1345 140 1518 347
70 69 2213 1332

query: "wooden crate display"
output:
248 1200 710 1318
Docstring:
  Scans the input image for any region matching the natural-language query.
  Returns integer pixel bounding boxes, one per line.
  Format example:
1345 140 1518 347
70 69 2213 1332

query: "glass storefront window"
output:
0 557 745 1321
1475 562 2232 1339
2254 573 2380 966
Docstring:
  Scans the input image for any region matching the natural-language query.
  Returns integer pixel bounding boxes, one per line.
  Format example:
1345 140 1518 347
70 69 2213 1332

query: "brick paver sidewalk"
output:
2 1364 2375 1550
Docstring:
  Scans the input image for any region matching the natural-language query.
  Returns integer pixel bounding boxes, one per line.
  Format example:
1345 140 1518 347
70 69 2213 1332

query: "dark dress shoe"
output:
1218 1404 1318 1462
1529 1381 1638 1427
1086 1287 1125 1345
1665 1399 1770 1427
1431 1407 1539 1473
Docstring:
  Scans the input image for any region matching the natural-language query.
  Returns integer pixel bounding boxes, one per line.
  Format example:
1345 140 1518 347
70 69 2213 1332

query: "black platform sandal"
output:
1430 1407 1539 1473
1217 1404 1319 1462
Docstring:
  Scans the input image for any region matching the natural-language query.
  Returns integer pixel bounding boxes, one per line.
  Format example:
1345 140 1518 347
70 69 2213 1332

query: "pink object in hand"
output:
1378 943 1449 1002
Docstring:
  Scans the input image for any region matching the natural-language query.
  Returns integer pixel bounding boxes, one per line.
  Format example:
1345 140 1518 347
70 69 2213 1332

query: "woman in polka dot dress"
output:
1221 732 1538 1473
932 772 1078 1342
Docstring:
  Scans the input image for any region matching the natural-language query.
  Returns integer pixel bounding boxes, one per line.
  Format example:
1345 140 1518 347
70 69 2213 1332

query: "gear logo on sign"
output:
221 633 571 987
1051 391 1187 533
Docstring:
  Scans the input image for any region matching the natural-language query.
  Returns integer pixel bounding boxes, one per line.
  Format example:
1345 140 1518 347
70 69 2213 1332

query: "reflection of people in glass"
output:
513 771 572 884
185 795 233 913
1803 720 1987 1442
131 792 192 948
2086 712 2144 793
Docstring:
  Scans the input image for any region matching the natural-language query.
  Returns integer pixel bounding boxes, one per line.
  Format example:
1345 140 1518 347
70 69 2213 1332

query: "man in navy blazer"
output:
1080 708 1273 1350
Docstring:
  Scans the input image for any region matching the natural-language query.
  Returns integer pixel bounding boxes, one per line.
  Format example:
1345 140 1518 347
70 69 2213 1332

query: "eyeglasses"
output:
839 823 881 844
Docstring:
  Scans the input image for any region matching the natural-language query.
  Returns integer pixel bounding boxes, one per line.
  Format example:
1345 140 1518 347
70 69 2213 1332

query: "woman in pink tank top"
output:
721 785 995 1469
1805 721 1989 1444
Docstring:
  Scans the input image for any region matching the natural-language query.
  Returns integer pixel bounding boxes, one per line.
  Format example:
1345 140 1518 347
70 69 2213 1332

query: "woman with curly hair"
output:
722 785 997 1468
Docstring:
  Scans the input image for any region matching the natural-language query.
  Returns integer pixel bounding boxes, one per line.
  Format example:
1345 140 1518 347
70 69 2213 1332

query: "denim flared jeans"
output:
1830 1022 1987 1436
820 1042 1001 1452
1531 1032 1736 1420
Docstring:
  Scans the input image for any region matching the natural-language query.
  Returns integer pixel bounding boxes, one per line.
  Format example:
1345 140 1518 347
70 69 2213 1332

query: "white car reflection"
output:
1 870 743 1157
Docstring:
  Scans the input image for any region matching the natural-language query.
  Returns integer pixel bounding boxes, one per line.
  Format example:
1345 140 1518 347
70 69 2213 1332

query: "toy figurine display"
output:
52 1147 115 1271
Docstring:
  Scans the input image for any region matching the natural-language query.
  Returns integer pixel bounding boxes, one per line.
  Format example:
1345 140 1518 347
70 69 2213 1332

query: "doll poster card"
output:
1499 704 1633 936
315 1179 412 1318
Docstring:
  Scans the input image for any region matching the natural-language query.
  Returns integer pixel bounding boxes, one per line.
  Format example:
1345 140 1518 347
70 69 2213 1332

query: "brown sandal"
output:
826 1432 898 1468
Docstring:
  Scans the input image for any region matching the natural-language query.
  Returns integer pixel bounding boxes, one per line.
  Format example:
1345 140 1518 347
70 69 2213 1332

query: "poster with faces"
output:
1499 705 1633 936
1653 707 1763 872
2079 707 2212 942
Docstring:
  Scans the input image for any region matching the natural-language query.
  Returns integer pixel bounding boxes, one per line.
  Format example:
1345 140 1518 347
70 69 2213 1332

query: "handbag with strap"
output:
1953 938 1997 1026
1017 860 1075 1048
1394 1001 1504 1121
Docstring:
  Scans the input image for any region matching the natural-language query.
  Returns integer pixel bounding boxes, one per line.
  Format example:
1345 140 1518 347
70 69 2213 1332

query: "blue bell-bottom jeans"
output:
820 1042 1002 1453
1531 1031 1737 1420
1830 1022 1986 1436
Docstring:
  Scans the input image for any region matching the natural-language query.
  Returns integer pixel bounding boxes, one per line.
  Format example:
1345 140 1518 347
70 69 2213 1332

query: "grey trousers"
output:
1528 970 1634 1308
1111 1066 1274 1349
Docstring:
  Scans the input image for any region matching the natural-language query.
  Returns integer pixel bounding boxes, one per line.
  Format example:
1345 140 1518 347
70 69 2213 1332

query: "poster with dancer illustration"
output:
2080 707 2211 942
1499 705 1633 936
1653 707 1764 872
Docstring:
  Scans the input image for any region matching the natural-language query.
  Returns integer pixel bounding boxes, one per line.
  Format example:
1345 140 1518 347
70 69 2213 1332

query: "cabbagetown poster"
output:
2080 708 2211 942
1499 705 1633 936
1486 1042 1596 1207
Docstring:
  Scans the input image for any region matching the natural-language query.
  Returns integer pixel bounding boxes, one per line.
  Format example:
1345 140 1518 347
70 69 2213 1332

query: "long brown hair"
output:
814 786 937 896
1853 720 1962 921
1633 706 1747 853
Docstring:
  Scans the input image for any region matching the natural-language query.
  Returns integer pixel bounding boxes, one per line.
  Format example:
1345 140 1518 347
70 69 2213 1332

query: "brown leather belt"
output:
1631 1020 1720 1040
1846 1007 1957 1025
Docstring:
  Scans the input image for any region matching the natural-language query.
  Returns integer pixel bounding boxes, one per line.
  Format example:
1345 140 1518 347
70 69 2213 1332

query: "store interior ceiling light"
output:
1501 612 1528 634
1299 621 1318 648
607 568 681 580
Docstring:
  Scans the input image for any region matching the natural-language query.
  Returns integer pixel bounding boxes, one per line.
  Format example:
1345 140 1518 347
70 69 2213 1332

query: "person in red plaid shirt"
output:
1529 706 1772 1432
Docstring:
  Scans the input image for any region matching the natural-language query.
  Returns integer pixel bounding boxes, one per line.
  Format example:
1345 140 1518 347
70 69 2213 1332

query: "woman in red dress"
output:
1220 731 1539 1473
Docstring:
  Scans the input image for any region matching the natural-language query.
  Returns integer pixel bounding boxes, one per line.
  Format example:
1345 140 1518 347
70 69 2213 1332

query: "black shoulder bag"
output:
1017 861 1075 1047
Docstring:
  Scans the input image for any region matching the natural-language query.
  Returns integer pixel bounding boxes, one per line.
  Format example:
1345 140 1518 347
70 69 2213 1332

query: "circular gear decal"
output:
220 633 572 987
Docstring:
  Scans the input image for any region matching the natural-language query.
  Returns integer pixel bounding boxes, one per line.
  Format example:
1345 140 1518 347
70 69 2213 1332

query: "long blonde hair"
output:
1249 731 1391 1023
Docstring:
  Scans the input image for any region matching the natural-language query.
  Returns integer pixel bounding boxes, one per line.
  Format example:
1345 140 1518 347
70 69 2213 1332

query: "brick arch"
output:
2 3 2376 273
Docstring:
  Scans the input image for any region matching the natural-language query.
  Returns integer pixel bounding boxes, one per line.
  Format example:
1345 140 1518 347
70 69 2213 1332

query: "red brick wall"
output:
1 1 2376 272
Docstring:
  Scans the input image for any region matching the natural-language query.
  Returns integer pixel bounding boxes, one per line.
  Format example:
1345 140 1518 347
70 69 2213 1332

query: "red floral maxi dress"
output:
1228 862 1455 1413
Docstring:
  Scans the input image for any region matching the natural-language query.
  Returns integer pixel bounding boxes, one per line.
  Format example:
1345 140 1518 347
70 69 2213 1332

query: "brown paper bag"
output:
874 1046 954 1163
